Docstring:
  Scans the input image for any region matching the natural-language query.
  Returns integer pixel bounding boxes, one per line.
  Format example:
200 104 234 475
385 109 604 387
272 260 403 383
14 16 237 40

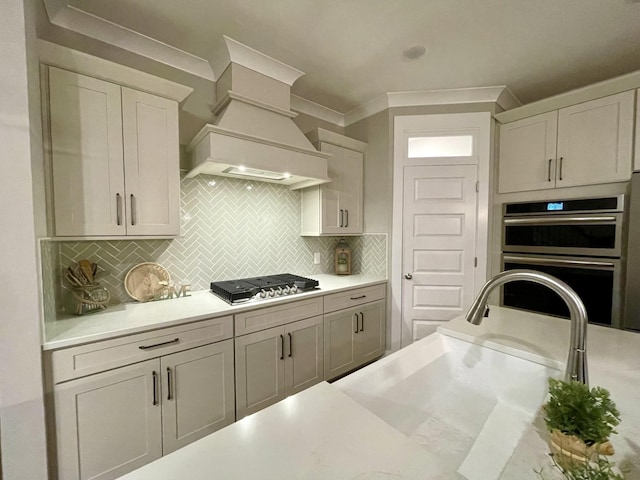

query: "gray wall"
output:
0 0 48 478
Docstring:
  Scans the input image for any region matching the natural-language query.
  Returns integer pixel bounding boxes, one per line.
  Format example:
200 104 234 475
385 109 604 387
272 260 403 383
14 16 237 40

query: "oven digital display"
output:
546 202 564 211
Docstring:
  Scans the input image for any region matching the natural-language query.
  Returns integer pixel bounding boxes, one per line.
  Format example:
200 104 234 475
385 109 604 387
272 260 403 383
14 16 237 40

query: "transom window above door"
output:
408 135 473 158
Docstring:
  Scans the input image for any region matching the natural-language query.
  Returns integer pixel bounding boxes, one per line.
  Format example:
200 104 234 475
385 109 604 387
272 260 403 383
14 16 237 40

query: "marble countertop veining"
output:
43 274 387 350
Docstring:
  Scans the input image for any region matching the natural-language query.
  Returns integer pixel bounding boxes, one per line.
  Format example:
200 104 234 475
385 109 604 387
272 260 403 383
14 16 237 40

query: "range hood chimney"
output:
186 36 331 190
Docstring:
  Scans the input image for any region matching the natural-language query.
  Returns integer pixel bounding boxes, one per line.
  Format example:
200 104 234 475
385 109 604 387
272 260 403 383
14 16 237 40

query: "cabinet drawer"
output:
235 297 323 336
323 283 386 314
51 316 233 383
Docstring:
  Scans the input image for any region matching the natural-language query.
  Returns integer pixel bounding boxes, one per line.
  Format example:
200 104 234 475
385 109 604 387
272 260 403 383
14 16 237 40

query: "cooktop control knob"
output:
283 286 291 295
268 288 275 297
259 289 267 298
276 287 283 295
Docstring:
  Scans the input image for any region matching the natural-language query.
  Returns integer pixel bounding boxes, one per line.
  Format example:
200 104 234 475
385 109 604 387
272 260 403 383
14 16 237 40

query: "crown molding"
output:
210 36 305 86
42 0 214 81
38 40 193 102
344 86 520 126
290 95 346 127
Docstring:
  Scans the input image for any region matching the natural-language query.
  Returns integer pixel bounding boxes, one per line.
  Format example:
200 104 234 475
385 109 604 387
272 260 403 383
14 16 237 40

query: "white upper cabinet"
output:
498 91 635 193
301 129 366 236
48 67 180 237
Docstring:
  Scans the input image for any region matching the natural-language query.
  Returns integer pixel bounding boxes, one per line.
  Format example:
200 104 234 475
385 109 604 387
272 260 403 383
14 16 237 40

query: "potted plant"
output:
543 378 621 468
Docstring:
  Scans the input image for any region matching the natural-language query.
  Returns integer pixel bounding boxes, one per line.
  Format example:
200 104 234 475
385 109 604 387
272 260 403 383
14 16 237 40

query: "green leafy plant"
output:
544 378 620 445
536 455 625 480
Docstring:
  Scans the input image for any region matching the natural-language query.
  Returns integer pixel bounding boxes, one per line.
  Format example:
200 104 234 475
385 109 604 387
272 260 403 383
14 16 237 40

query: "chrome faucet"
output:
465 269 588 385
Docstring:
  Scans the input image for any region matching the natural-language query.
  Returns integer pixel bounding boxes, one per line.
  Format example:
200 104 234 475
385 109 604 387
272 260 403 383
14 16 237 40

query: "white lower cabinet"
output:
235 315 324 419
324 300 385 381
53 340 234 480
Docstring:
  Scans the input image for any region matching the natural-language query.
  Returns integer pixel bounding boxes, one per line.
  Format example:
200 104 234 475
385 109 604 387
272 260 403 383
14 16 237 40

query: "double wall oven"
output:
501 196 625 328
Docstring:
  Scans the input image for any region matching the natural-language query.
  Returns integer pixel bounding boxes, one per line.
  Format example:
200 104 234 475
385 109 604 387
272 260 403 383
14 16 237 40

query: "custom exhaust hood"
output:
186 36 331 190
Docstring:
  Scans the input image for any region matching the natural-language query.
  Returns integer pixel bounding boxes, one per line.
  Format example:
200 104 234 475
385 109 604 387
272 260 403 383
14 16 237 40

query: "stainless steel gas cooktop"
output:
210 274 319 305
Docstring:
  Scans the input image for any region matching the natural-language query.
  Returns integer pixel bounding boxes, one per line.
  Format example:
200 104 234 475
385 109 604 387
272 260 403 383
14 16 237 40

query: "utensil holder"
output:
65 284 111 315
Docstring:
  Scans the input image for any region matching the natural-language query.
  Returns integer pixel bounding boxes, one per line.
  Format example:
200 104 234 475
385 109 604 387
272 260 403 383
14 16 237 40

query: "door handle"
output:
166 367 173 400
339 209 344 227
353 314 358 334
130 194 136 225
405 273 412 279
558 157 564 181
280 334 284 360
152 371 158 406
116 193 122 225
345 209 349 228
359 312 364 332
288 332 293 357
547 159 552 182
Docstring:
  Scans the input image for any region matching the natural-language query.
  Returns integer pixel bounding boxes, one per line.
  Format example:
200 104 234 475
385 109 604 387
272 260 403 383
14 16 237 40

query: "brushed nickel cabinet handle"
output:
116 193 122 225
139 338 180 350
559 157 564 181
152 371 158 406
166 367 173 401
548 159 552 182
130 194 136 225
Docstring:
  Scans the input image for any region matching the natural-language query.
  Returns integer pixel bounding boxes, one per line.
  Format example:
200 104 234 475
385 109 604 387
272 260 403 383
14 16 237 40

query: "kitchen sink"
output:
334 332 560 480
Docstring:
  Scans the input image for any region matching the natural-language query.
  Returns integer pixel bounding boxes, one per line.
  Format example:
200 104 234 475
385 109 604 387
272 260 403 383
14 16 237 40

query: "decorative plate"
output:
124 262 171 302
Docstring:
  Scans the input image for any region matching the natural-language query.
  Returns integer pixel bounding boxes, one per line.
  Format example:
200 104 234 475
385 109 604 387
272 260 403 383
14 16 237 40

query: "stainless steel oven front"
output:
501 195 625 328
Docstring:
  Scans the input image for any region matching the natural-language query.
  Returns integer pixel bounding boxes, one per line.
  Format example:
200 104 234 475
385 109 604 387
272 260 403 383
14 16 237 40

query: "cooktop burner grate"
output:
210 273 319 304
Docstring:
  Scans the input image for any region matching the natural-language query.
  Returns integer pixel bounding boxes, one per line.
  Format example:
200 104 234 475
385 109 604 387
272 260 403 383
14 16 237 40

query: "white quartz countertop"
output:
116 306 640 480
43 274 386 350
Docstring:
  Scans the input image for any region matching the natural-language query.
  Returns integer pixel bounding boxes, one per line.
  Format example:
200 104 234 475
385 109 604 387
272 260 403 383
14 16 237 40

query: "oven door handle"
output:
503 254 615 269
504 216 617 225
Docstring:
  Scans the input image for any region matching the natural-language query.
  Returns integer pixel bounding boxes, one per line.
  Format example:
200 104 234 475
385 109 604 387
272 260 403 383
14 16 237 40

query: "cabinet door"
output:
54 359 162 480
49 67 126 236
320 142 344 234
235 326 286 419
498 111 558 193
323 308 358 381
161 340 235 455
340 148 364 234
284 316 324 396
356 300 386 364
556 91 634 188
122 87 180 236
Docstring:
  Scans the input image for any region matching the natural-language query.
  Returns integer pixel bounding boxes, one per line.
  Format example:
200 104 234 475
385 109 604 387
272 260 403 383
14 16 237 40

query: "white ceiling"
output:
41 0 640 115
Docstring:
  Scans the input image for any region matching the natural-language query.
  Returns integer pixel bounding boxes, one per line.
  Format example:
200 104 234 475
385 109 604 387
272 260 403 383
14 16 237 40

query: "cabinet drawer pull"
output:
558 157 564 181
138 338 180 350
152 371 158 406
116 193 122 225
166 367 173 401
359 312 364 332
353 314 358 334
130 194 136 225
339 209 344 227
345 209 349 228
288 332 293 358
547 159 552 182
280 334 284 360
350 295 366 300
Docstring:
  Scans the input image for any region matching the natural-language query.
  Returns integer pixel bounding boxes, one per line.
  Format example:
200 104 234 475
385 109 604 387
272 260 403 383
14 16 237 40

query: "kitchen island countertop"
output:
43 274 386 350
116 306 640 480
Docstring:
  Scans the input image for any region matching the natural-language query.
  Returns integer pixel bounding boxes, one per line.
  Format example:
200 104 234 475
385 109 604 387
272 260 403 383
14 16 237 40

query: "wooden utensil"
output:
79 259 94 283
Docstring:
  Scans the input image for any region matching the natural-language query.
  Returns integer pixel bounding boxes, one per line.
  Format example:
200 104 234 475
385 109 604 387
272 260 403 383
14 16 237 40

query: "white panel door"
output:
122 87 180 235
161 340 235 455
284 316 324 396
402 164 478 341
556 91 634 188
54 359 162 480
49 67 126 236
235 326 286 420
498 111 558 193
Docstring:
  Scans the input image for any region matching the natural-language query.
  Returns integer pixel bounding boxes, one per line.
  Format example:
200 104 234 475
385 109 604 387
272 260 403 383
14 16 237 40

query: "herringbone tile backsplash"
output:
42 174 387 321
